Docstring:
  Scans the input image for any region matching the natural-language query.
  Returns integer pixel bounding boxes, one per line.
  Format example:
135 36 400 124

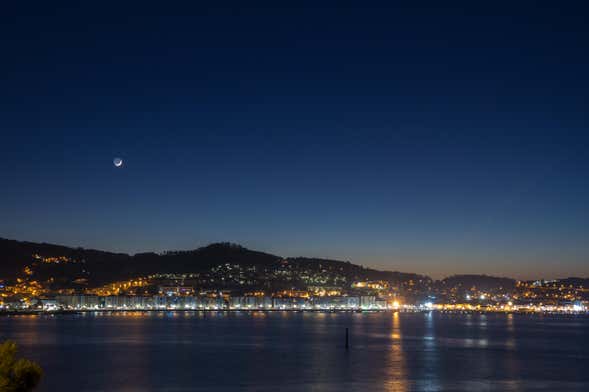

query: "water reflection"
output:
386 312 408 392
416 311 440 391
1 312 588 391
505 313 517 350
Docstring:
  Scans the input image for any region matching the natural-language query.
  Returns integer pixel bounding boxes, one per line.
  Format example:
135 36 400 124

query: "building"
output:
56 295 100 309
230 296 272 309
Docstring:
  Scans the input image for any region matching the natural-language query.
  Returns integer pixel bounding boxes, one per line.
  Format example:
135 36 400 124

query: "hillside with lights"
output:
2 237 588 309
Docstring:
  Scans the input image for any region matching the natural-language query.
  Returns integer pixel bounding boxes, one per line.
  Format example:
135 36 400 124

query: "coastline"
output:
2 308 588 317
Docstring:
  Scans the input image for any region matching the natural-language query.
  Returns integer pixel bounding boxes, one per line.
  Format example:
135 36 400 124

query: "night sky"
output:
1 1 588 279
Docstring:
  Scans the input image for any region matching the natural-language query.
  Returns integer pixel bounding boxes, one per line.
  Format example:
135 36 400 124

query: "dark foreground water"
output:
1 312 588 391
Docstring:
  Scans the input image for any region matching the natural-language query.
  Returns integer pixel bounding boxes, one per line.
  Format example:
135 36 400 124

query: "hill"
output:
0 238 428 291
438 274 517 292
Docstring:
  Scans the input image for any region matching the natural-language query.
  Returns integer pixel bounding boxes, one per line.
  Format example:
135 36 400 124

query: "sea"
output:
1 311 588 391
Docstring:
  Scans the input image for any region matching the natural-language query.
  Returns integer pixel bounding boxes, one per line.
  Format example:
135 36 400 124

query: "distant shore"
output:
2 308 588 316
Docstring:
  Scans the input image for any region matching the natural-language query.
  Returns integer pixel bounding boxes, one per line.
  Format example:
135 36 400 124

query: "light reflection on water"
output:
1 312 588 391
386 312 408 392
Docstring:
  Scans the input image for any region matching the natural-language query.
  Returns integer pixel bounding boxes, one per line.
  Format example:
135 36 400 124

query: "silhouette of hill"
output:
0 238 428 289
438 274 516 291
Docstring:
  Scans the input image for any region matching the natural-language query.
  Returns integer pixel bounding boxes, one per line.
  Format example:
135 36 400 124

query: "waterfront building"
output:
56 295 100 309
49 293 388 311
200 296 225 309
360 296 376 309
40 299 58 310
375 298 388 309
230 296 272 309
311 296 360 309
153 295 168 309
272 297 309 309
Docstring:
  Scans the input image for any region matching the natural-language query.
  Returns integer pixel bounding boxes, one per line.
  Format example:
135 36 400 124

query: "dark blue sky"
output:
1 1 588 278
